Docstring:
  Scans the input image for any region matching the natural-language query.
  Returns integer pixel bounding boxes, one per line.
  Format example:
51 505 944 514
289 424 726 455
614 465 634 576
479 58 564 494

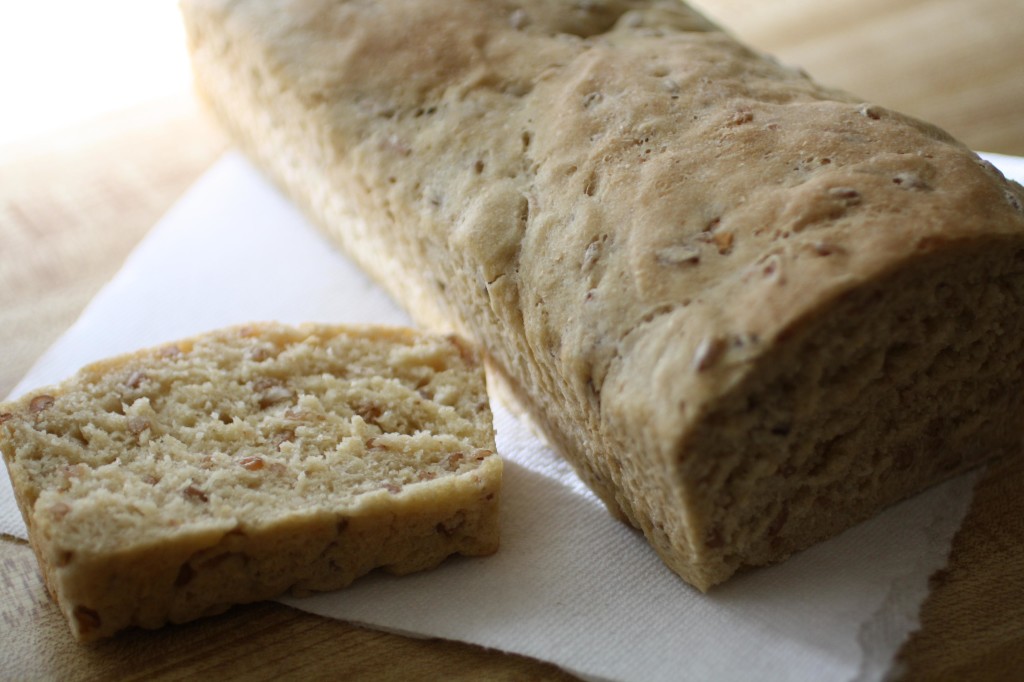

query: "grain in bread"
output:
182 0 1024 589
0 322 501 641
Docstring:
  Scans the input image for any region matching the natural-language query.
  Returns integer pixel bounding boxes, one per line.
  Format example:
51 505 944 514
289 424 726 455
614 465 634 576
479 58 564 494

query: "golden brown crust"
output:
183 0 1024 588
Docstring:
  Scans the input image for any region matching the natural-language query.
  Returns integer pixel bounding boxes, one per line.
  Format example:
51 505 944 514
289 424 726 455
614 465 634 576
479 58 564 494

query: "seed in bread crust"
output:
74 606 102 633
239 456 265 471
693 336 727 372
183 485 209 503
29 395 55 413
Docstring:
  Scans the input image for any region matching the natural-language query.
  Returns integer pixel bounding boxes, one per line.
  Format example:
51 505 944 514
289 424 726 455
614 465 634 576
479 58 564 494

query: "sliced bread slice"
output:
0 322 501 641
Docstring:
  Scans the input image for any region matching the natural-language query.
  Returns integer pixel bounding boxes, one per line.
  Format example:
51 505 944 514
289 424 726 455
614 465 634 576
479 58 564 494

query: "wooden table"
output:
2 1 1023 678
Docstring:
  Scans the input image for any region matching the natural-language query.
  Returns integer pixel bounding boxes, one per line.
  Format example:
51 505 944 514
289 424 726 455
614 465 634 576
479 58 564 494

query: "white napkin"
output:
4 151 1023 681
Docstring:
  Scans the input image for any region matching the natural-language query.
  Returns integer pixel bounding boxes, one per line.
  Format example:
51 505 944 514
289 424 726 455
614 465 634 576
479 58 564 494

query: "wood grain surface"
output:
2 1 1023 679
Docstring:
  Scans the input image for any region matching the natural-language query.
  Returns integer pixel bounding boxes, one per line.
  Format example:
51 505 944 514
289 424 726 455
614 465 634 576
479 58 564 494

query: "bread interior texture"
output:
678 241 1024 584
1 324 500 639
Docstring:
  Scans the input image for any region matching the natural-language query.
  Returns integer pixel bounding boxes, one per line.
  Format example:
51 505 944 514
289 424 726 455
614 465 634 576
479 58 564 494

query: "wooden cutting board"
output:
2 1 1022 678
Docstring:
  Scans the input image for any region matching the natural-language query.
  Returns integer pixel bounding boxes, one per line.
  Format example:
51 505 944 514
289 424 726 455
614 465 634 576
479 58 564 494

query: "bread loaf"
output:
0 323 501 640
182 0 1024 589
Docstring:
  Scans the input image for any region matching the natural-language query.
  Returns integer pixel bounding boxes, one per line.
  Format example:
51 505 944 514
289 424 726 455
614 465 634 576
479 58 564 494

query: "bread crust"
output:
182 0 1024 588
